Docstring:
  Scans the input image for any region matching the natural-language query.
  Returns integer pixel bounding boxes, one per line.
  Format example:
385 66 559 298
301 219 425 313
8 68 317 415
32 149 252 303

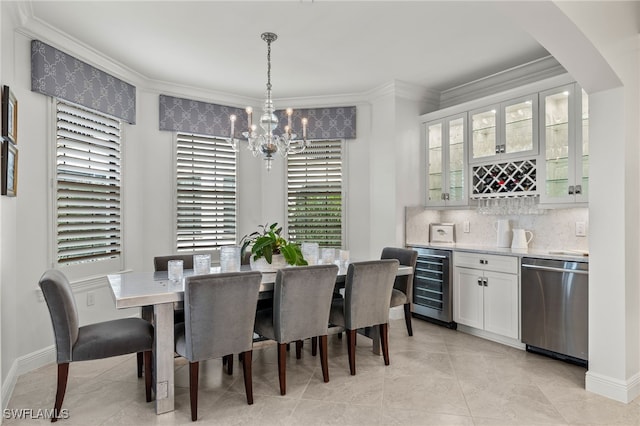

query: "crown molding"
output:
439 56 567 109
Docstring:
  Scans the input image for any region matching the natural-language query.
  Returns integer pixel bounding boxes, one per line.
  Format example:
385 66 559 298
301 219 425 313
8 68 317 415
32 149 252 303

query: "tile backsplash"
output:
405 205 589 251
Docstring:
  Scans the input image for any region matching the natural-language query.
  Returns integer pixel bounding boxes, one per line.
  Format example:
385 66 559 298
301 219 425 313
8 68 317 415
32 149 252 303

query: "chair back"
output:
272 264 339 343
182 271 262 361
154 254 196 271
381 247 418 302
38 270 80 363
343 259 399 330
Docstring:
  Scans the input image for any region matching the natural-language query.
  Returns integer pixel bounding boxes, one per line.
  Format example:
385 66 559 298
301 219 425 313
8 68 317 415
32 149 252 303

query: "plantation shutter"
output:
176 133 237 250
56 101 122 264
287 140 343 247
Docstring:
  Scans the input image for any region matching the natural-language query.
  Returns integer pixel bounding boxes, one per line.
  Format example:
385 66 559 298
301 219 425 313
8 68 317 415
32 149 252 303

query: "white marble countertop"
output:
406 242 589 263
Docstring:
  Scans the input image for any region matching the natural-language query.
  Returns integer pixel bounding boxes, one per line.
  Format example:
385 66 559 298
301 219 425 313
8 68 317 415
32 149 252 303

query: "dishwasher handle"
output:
521 263 588 275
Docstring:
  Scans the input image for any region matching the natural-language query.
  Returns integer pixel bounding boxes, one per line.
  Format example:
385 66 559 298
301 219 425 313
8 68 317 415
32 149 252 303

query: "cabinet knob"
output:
568 185 575 195
483 278 488 286
477 277 483 286
575 185 582 195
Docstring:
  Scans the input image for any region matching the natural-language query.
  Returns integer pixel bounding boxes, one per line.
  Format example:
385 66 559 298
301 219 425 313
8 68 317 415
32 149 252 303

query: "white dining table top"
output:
108 264 413 309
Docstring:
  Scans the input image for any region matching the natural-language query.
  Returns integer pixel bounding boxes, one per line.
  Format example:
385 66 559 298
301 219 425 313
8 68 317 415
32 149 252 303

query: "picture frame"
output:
2 140 17 196
429 223 456 243
2 85 18 144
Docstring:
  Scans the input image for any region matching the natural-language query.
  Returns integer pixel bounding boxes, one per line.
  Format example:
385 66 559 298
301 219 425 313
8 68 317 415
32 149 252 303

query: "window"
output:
176 133 237 251
55 101 122 265
287 140 343 247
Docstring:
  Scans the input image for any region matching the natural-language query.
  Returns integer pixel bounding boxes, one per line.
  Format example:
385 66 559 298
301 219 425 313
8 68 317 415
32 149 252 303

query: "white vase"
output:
249 254 288 272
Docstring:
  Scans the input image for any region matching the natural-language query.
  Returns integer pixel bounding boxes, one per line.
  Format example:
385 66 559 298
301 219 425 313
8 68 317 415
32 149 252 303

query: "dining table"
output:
108 263 414 414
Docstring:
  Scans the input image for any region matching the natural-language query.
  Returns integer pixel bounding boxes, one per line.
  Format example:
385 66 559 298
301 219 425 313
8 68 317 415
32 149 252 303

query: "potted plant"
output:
240 222 307 272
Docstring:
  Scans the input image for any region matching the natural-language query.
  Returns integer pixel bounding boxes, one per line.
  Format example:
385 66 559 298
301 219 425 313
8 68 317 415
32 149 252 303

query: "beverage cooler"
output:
411 247 456 328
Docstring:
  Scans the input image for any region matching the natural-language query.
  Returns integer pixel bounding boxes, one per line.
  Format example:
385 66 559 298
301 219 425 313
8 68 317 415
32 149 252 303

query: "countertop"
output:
406 242 589 263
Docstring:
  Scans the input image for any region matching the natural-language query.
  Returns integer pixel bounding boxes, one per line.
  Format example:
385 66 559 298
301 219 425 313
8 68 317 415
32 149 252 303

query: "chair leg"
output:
223 354 233 375
380 323 390 366
295 340 303 359
137 352 143 378
189 362 199 422
311 336 318 356
241 350 254 405
403 303 413 336
319 335 329 383
277 343 287 395
346 329 356 375
144 351 152 402
52 363 69 423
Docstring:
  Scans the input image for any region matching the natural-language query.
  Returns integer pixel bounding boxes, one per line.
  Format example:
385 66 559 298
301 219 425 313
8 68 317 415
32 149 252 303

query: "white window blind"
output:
176 133 237 250
287 140 343 247
56 101 121 264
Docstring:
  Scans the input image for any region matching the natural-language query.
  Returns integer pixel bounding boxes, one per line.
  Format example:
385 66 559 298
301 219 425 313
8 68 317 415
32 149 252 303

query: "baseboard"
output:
586 370 640 403
2 345 55 413
456 324 525 350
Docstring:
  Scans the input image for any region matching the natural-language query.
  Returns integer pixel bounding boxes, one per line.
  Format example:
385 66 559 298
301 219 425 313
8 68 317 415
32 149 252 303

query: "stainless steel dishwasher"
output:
521 257 588 365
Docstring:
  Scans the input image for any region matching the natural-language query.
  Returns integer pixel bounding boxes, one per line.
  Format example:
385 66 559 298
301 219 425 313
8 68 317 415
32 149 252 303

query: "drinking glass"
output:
168 260 183 282
301 242 319 265
220 246 241 272
321 248 335 265
193 254 211 275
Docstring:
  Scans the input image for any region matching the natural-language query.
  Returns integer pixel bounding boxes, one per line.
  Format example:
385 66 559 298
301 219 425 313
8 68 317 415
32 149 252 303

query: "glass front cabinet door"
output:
539 84 588 204
469 95 538 163
425 113 467 207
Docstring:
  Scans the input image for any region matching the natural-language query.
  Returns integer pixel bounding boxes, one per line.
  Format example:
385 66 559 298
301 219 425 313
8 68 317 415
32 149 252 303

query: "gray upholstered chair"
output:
381 247 418 336
253 264 339 395
329 259 399 375
39 270 153 422
175 271 262 421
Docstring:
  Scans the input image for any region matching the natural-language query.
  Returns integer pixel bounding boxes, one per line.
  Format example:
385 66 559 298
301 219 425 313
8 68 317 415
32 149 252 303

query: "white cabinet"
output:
539 84 589 204
469 95 538 164
425 113 467 207
453 252 519 340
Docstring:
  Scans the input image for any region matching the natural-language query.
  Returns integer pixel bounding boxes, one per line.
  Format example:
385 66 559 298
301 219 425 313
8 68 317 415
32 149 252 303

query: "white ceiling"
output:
28 1 550 100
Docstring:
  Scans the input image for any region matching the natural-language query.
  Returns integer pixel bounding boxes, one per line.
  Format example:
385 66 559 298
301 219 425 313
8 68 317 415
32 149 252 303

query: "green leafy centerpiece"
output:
240 223 307 272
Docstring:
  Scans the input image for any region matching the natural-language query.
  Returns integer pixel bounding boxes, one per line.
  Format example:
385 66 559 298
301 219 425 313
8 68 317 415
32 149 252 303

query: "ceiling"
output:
28 1 550 100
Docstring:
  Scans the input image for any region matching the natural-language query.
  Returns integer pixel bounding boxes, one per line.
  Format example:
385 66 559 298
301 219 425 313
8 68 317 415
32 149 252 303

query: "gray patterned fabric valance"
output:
31 40 136 124
159 95 357 140
159 95 248 138
275 106 357 140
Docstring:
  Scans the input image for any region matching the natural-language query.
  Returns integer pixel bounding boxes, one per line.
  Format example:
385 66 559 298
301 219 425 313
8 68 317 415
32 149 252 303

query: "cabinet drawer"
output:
453 251 518 274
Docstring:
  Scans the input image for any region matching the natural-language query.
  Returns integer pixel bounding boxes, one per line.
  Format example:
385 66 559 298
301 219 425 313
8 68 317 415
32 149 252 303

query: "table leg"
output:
360 326 381 355
153 303 174 414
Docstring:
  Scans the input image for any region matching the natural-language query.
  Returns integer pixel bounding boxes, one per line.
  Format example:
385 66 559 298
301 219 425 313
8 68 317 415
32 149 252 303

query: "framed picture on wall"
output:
2 85 18 144
2 140 17 196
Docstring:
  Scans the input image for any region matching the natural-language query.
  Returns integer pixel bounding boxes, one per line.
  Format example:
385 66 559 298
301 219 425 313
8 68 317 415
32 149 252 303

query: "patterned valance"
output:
275 106 357 140
159 95 248 138
31 40 136 124
159 95 356 140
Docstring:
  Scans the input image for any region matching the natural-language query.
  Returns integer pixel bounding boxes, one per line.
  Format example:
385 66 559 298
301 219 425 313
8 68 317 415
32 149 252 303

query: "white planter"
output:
249 254 288 272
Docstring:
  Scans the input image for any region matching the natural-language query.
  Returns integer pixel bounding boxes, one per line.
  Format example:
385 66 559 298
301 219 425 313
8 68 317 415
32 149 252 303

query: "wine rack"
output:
472 159 537 198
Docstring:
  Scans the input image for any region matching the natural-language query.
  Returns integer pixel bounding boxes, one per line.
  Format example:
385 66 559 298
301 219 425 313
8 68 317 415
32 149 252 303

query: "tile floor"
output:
5 318 640 425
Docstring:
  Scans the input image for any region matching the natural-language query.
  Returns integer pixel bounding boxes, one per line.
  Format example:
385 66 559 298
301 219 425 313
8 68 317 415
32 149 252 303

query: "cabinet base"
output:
412 312 457 330
456 324 525 350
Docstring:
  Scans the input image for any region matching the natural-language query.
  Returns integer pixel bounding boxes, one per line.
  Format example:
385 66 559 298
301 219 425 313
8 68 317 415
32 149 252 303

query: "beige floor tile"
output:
287 399 383 426
459 379 566 424
383 375 470 416
5 319 638 426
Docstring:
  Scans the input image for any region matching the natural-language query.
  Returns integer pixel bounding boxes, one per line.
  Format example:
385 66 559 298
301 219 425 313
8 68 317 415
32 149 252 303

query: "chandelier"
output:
227 32 309 171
